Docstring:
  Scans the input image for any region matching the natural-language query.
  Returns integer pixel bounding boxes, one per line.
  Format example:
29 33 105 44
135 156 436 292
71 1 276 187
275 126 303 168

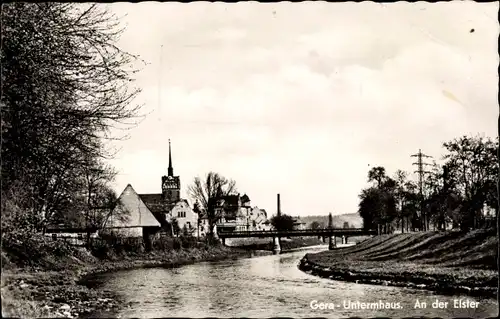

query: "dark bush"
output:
89 238 113 259
1 231 75 268
121 237 144 254
151 236 183 251
180 235 197 249
206 236 222 247
152 236 172 250
173 237 182 250
90 232 144 257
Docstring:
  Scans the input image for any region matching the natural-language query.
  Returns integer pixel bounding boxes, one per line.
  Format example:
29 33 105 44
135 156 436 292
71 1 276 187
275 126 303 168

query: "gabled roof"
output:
138 193 174 228
139 193 174 214
221 194 240 207
109 185 161 228
241 194 250 203
138 194 195 227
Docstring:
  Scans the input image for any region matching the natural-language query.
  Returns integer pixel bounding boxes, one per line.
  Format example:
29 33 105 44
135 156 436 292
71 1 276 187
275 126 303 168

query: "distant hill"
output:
299 213 363 229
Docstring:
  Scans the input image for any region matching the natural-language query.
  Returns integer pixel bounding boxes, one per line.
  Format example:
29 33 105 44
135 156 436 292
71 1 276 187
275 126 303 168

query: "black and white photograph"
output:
1 1 499 318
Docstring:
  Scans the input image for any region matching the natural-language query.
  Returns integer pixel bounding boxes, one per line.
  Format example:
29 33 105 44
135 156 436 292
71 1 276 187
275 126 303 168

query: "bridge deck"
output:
217 228 376 238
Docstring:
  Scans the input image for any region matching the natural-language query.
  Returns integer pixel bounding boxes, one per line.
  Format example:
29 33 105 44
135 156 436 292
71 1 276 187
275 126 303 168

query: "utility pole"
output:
411 149 432 231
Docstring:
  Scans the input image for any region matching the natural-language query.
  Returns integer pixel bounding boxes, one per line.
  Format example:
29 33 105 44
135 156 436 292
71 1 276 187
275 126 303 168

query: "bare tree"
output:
443 135 498 230
100 200 131 230
187 172 237 240
368 166 387 187
82 160 117 243
393 170 408 232
1 3 145 232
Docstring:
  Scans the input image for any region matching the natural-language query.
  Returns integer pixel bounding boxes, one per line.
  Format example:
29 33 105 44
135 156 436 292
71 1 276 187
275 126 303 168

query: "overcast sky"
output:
106 1 498 217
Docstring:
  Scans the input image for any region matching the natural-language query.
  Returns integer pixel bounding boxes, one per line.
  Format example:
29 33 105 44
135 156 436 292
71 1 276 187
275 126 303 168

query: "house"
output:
214 193 256 232
105 140 198 239
215 194 243 233
293 216 307 230
105 184 162 237
198 194 270 236
249 207 271 230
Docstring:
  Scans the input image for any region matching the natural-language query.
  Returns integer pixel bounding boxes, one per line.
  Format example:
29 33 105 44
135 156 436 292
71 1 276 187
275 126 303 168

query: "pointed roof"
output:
241 193 250 203
108 185 161 228
168 139 173 177
139 193 175 214
221 194 240 207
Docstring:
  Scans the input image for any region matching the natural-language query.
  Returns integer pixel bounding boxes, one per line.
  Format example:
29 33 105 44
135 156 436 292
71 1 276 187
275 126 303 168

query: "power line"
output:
411 149 432 231
411 149 432 194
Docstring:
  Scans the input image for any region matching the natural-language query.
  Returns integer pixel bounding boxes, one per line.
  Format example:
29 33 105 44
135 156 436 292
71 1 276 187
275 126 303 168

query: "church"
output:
106 140 197 238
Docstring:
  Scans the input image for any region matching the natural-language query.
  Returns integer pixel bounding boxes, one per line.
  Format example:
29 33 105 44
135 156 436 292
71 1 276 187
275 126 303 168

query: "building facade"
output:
106 140 197 237
105 184 162 237
197 194 270 236
249 207 271 230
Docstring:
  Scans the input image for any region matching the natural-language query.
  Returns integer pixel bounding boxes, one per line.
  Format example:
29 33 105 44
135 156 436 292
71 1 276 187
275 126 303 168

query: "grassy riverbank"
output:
299 228 498 298
1 235 252 318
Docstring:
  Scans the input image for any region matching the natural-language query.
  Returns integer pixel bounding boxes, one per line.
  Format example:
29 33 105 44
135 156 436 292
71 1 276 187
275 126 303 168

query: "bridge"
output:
217 228 375 238
217 228 376 254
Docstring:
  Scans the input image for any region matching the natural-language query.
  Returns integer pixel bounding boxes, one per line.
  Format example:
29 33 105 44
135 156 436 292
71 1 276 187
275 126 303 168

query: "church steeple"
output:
168 139 173 177
162 138 180 203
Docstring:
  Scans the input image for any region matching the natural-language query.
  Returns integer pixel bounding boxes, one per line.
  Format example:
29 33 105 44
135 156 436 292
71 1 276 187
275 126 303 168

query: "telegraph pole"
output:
411 149 432 231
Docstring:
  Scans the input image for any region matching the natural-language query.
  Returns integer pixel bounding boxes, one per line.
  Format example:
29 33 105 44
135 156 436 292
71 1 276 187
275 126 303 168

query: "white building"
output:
198 194 271 236
105 184 162 237
106 140 198 237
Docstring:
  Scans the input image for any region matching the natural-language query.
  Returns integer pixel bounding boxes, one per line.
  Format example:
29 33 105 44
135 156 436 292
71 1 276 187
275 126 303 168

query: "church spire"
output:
168 139 174 176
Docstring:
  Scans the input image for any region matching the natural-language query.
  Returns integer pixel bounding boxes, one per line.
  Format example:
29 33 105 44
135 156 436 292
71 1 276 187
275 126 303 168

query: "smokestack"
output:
277 193 281 216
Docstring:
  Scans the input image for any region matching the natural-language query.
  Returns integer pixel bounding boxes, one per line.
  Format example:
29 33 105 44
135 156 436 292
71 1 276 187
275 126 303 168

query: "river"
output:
84 245 498 318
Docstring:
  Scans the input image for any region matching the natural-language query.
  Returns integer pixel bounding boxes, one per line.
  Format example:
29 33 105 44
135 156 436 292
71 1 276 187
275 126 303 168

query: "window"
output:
177 211 186 218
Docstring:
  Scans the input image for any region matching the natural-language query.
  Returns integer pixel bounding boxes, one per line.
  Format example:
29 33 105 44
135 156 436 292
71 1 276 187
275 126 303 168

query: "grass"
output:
1 237 252 319
299 228 498 298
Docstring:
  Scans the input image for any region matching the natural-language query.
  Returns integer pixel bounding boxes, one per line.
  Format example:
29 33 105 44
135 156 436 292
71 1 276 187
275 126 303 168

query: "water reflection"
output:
86 247 498 318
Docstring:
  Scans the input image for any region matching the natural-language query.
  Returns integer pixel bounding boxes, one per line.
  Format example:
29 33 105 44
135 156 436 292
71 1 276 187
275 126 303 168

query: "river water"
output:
85 245 498 318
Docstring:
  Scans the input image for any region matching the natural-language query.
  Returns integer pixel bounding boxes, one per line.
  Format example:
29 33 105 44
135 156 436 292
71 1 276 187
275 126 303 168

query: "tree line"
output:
0 2 284 246
358 135 499 234
1 3 144 237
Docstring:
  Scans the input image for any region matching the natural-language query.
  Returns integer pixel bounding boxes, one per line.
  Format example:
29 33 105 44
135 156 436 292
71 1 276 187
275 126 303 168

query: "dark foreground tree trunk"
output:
497 113 499 300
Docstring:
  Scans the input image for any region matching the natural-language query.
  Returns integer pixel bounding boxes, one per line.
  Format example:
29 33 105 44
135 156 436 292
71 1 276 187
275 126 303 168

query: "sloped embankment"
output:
299 228 498 298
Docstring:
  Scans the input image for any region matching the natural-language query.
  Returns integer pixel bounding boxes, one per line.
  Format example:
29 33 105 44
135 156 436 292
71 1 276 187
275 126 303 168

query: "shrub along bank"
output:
1 231 251 318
